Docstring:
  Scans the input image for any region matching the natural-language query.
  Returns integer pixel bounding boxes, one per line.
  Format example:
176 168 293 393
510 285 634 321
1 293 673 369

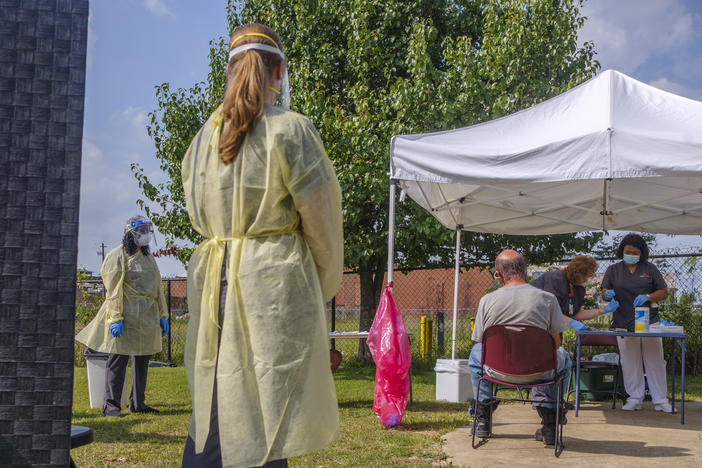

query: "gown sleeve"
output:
101 248 126 324
282 117 344 302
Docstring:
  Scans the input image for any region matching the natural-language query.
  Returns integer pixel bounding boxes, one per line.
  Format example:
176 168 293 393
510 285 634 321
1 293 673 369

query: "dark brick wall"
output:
0 0 89 466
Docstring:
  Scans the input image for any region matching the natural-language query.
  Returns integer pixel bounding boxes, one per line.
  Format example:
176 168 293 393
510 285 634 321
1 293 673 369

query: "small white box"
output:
86 354 129 409
435 359 473 403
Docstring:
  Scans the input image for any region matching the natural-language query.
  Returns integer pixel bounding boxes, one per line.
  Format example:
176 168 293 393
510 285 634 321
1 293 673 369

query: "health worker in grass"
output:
601 233 671 413
180 23 344 468
76 215 169 417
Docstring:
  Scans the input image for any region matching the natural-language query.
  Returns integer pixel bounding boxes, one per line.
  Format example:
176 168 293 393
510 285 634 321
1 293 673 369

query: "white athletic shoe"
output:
654 402 673 413
621 400 642 411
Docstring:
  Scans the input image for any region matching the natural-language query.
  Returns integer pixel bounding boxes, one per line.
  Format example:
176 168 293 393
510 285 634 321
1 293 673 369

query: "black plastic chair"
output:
70 425 94 468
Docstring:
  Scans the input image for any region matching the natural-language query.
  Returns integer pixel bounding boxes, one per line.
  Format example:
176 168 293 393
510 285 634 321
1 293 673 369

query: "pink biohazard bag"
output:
366 284 411 427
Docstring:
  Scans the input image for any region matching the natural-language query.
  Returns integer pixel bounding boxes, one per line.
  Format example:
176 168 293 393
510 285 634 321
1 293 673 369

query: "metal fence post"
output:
437 312 445 356
167 279 172 363
331 296 336 350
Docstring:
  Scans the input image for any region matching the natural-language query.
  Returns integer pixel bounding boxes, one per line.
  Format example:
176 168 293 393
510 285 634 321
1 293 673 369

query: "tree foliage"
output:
134 0 604 357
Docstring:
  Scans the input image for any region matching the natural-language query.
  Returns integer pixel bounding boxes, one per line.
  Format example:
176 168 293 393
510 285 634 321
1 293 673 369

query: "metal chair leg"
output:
472 377 489 449
555 380 564 457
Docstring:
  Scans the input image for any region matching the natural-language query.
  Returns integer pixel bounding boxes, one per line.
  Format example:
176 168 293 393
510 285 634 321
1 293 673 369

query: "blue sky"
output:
78 0 702 276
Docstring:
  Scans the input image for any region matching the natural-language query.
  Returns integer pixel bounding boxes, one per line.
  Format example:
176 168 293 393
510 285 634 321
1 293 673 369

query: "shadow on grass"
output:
337 399 374 409
72 406 190 419
398 418 469 432
406 401 467 412
69 416 188 445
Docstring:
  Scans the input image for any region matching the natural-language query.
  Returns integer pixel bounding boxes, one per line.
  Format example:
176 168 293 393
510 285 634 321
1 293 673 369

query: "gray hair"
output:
495 252 527 281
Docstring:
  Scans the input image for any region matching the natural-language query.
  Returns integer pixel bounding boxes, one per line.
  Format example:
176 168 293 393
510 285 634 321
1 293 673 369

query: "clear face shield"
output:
125 216 155 247
228 43 290 110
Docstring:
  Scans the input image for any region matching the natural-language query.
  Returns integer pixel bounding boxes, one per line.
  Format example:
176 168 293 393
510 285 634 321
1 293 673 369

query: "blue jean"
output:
468 343 571 410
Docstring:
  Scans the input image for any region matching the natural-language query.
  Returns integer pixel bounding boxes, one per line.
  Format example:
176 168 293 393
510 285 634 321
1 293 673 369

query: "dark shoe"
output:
471 401 492 438
536 406 557 446
536 405 567 425
129 405 160 414
102 409 124 417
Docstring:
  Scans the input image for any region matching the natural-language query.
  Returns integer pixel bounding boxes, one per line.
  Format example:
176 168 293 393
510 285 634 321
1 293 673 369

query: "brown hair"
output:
565 255 597 285
219 23 283 164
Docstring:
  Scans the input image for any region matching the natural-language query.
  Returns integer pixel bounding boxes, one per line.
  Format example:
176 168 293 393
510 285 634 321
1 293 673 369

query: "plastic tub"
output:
84 349 129 409
434 359 472 402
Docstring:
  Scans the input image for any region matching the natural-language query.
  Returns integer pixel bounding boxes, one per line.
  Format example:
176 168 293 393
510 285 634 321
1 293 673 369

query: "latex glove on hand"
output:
603 299 619 315
569 318 589 331
160 316 169 337
633 294 649 306
110 320 123 338
603 289 616 300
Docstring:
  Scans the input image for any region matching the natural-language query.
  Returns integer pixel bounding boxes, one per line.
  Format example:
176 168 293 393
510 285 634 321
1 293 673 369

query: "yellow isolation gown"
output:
182 103 344 467
76 246 167 355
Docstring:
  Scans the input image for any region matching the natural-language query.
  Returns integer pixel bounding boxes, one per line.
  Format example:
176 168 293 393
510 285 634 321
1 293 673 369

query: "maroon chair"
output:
472 324 566 457
568 334 624 409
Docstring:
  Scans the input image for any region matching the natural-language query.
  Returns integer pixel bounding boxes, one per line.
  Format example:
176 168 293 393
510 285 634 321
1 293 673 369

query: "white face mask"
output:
135 232 152 247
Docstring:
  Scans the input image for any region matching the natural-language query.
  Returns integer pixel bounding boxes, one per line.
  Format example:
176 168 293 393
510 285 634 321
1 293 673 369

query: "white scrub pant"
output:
617 336 669 404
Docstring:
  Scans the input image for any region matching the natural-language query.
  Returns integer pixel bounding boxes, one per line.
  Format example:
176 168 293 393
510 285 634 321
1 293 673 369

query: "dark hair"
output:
122 231 149 256
616 233 649 260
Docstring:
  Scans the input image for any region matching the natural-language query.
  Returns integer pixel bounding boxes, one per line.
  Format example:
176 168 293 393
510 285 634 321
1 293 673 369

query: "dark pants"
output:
180 373 287 467
102 354 150 415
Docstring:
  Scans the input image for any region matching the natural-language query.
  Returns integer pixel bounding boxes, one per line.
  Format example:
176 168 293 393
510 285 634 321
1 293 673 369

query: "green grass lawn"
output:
71 365 702 467
70 366 469 467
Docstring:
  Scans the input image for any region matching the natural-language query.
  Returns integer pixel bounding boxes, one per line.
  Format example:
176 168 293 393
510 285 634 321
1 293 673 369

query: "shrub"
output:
660 292 702 375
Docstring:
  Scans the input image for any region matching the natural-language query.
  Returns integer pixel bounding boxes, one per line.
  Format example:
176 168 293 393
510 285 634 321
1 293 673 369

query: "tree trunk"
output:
357 260 386 361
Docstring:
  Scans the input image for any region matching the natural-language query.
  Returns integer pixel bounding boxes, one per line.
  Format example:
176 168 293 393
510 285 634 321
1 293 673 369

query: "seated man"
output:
469 249 571 446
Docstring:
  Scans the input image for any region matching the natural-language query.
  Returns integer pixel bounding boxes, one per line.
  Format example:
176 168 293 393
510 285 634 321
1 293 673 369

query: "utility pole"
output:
97 242 106 264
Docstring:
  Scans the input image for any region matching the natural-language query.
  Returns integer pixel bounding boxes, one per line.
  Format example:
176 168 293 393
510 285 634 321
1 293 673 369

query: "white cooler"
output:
435 358 472 402
85 349 129 409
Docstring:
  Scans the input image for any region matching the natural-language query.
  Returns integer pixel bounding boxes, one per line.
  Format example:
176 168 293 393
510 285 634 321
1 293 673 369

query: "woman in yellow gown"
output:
76 215 168 417
180 23 344 468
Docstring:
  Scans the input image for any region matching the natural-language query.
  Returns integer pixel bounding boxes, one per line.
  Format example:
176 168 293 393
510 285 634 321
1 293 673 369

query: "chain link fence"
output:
74 248 702 374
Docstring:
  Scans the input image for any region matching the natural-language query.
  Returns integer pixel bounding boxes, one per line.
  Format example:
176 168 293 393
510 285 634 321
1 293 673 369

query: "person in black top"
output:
600 234 671 413
532 255 603 330
530 255 601 442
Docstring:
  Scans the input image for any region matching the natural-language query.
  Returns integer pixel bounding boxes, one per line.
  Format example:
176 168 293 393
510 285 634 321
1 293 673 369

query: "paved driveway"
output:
444 401 702 467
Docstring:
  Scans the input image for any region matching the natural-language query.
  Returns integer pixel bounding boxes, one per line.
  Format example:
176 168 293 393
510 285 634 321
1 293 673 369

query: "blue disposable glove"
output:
160 316 169 337
110 320 123 338
633 294 649 306
569 318 589 331
603 289 616 300
603 299 619 315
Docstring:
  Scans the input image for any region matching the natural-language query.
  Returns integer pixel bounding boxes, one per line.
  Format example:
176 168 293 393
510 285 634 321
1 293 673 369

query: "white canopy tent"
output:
387 70 702 358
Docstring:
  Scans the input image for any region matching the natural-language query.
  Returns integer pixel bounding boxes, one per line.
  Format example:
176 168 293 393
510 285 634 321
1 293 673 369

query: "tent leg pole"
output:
387 180 397 288
451 226 462 360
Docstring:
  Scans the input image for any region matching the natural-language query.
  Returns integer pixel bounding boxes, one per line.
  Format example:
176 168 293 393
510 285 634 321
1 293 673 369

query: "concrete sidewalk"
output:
443 401 702 467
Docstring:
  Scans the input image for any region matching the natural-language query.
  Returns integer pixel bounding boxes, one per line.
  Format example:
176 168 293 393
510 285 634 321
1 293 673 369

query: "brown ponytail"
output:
219 24 283 164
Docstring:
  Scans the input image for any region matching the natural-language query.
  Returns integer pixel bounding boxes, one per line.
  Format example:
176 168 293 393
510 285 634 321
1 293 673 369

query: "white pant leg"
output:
617 336 645 403
641 337 669 404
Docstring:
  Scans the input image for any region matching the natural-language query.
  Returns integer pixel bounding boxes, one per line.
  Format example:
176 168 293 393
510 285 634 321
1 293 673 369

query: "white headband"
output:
229 43 286 62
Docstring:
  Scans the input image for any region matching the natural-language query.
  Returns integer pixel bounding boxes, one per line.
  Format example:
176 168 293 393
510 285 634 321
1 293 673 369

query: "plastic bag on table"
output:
366 284 411 428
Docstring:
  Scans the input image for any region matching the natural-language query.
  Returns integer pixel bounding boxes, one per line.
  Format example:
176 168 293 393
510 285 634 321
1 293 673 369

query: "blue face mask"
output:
623 254 640 265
